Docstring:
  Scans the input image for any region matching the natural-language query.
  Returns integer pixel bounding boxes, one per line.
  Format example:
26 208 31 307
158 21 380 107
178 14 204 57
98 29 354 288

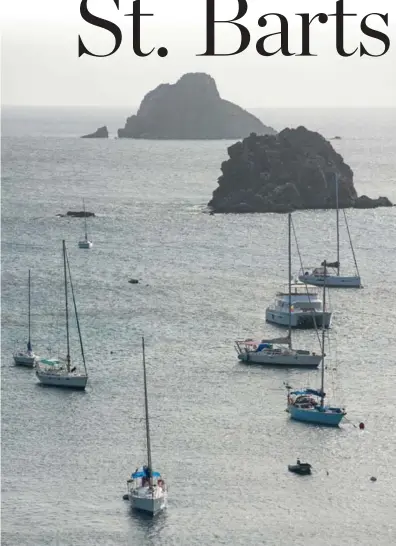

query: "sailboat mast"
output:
83 199 88 240
335 173 340 276
63 240 71 372
28 269 31 350
288 213 292 348
320 260 327 408
142 337 152 473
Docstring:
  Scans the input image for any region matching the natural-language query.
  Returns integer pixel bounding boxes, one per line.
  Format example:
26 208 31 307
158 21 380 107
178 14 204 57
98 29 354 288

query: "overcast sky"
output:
1 0 395 108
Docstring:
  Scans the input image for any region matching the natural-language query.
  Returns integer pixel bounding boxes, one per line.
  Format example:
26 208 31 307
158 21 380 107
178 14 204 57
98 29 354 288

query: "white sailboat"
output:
236 214 323 367
286 261 347 426
14 269 39 367
299 173 361 288
78 199 93 249
266 214 332 330
36 240 88 390
126 337 167 515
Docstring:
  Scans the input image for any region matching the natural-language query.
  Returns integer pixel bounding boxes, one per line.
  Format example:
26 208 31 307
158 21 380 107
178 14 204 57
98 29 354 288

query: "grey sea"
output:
1 106 396 546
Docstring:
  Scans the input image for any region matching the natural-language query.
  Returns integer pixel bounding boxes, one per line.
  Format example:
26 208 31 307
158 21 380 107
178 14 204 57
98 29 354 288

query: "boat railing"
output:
276 290 319 297
299 267 334 276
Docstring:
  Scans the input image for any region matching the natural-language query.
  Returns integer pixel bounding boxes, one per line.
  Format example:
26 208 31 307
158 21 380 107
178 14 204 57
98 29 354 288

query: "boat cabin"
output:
235 337 290 355
273 285 323 311
300 267 332 278
129 466 162 489
292 395 318 408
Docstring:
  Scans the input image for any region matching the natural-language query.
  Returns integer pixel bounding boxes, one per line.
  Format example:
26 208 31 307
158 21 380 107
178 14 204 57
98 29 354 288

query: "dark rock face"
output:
81 126 108 138
118 73 275 140
208 127 393 213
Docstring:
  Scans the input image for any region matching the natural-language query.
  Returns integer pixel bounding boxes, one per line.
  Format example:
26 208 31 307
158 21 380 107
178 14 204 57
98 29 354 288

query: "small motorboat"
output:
288 460 312 475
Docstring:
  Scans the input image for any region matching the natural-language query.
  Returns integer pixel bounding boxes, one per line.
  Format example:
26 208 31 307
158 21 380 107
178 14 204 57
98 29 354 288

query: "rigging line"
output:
326 286 333 323
342 209 360 277
290 216 322 350
65 246 88 376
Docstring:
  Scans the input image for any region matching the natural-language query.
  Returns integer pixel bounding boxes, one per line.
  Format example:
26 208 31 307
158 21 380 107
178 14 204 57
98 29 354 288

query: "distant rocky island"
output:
208 127 393 213
81 126 108 138
117 73 275 140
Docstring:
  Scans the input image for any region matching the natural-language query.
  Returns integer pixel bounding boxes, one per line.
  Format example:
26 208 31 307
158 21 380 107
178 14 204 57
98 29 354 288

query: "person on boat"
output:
141 465 152 487
297 459 301 465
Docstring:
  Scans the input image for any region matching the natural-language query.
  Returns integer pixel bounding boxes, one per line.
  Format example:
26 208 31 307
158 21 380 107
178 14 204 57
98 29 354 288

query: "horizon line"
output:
2 104 395 110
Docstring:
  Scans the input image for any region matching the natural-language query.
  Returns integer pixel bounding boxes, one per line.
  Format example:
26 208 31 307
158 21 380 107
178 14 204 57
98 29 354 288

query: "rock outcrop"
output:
64 211 95 218
118 73 275 140
353 195 392 208
81 126 108 138
208 127 393 213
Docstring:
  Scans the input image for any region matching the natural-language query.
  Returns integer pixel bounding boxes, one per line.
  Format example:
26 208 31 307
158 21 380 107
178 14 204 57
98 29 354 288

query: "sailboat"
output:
126 337 167 515
14 269 39 367
265 214 332 329
286 261 346 426
298 173 361 288
236 214 322 367
78 199 93 249
36 240 88 390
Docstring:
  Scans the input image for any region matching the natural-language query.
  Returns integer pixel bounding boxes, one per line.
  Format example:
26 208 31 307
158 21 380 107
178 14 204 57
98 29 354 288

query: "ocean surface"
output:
1 106 396 546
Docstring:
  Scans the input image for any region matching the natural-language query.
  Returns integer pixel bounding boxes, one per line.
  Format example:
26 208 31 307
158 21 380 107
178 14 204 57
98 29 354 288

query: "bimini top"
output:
291 388 326 398
39 358 61 366
131 470 161 479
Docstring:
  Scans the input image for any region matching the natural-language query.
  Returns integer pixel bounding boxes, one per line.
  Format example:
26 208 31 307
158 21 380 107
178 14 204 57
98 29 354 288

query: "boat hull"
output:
238 352 321 368
14 353 38 367
298 274 361 288
130 492 167 515
288 404 345 426
288 464 311 475
265 309 332 329
78 241 92 249
36 370 87 389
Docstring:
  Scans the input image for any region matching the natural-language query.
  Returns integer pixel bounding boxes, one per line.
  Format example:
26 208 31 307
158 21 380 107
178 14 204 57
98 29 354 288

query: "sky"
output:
1 0 395 108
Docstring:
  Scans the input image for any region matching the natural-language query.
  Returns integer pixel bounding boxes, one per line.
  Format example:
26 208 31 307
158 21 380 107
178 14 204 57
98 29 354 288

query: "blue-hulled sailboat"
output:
286 260 346 427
